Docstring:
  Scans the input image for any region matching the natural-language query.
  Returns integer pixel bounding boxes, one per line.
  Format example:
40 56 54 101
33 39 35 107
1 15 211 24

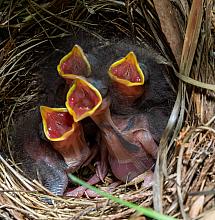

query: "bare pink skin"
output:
65 140 109 197
84 181 122 198
65 174 102 198
91 98 158 183
44 109 96 174
141 170 154 188
49 127 101 198
65 113 156 197
49 122 92 173
63 81 157 196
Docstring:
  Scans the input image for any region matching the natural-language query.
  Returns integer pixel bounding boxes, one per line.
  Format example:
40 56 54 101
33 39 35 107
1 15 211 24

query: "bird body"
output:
40 106 93 173
9 35 175 198
108 114 158 182
11 110 68 197
91 98 158 182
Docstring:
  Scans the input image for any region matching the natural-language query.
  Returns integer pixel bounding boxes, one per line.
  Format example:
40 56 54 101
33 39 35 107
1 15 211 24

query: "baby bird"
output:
40 106 94 173
10 36 175 198
90 98 158 182
66 78 158 183
108 51 145 114
57 44 92 84
64 78 108 197
11 110 68 197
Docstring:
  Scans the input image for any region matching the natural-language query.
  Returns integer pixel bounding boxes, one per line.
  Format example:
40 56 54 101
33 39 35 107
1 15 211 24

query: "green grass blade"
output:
68 174 178 220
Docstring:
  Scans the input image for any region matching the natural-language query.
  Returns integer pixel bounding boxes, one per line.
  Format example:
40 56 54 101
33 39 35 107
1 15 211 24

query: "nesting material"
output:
0 0 214 219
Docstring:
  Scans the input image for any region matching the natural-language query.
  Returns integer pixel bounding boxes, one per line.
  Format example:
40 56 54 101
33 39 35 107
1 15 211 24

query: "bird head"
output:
108 51 144 87
40 106 77 142
66 78 102 122
57 44 91 82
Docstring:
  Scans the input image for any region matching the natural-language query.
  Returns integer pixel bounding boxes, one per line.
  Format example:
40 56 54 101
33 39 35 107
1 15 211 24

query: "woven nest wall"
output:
0 0 214 219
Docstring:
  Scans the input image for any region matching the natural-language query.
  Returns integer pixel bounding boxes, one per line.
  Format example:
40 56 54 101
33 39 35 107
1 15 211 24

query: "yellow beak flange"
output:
108 51 144 87
66 78 102 122
57 44 91 80
40 106 77 142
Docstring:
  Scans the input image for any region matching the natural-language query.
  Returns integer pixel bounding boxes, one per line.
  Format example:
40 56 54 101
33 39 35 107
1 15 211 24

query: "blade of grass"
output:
170 65 215 92
68 174 178 220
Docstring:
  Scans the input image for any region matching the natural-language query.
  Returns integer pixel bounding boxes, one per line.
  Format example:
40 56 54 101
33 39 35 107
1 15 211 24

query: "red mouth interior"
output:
46 111 74 139
110 59 141 83
60 50 88 76
68 82 100 117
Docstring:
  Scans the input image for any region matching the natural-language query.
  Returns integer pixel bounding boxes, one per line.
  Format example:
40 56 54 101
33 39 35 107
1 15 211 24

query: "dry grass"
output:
0 0 214 219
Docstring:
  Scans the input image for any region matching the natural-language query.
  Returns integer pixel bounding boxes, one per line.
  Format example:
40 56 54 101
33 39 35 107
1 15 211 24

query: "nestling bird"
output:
40 106 95 173
10 34 175 198
57 44 92 84
65 78 108 196
66 78 158 183
63 41 175 184
108 51 145 114
11 110 68 197
90 98 158 182
94 41 175 116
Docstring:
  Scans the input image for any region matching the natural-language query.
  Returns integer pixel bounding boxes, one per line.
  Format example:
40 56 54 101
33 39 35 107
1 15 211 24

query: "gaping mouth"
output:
40 106 76 141
66 78 102 122
108 51 144 86
57 44 91 80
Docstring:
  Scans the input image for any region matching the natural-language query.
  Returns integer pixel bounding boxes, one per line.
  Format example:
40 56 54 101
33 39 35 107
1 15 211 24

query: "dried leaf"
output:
200 209 215 220
180 0 203 75
189 195 205 218
153 0 183 65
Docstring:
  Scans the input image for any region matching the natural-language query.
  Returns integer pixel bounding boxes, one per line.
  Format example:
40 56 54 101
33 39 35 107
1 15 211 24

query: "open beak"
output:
40 106 75 142
66 78 102 122
108 52 145 113
108 51 144 87
57 44 91 82
40 106 91 171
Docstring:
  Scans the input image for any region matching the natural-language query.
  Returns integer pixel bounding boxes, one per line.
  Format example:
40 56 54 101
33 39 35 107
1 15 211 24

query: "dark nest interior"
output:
0 0 214 219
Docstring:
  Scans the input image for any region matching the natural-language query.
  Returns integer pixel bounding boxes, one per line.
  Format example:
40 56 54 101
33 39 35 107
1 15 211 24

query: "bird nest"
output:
0 0 214 219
